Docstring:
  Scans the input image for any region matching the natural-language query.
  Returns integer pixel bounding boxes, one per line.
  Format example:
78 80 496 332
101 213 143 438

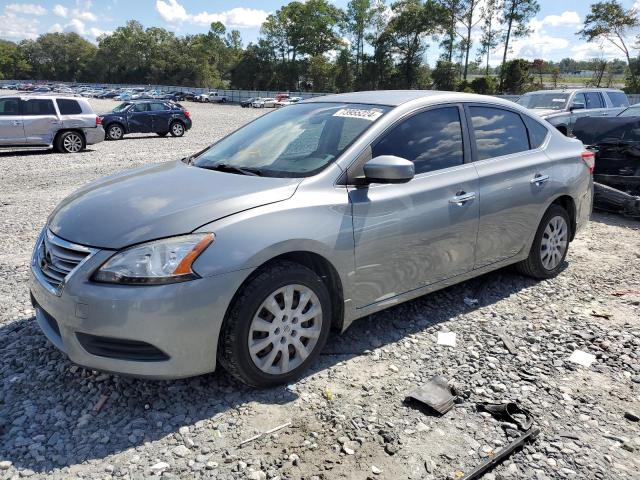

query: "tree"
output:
431 60 459 89
501 58 532 93
532 58 544 85
578 1 640 91
345 0 376 75
458 0 483 80
437 0 463 63
499 0 539 92
334 48 354 92
477 0 501 76
387 0 445 88
469 75 496 94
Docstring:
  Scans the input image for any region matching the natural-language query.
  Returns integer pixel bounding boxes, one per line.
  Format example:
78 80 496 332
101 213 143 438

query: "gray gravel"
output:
1 94 639 479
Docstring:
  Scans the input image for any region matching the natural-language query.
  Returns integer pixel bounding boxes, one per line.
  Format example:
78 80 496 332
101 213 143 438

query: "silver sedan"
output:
30 91 593 387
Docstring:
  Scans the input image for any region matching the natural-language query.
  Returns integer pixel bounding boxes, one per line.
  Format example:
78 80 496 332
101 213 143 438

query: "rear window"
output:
56 99 83 115
607 91 629 108
22 99 56 116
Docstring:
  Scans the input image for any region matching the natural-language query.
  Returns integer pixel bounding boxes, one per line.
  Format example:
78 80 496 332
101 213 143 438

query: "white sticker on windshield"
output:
552 98 566 102
333 108 383 121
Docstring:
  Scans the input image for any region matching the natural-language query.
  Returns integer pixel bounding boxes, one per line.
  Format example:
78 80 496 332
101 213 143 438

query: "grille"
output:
34 230 93 293
76 333 170 362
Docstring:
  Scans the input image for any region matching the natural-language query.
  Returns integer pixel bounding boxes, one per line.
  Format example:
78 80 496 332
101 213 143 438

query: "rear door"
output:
0 97 25 145
350 105 480 307
148 102 171 132
468 104 555 268
21 98 59 145
127 103 152 133
584 91 607 117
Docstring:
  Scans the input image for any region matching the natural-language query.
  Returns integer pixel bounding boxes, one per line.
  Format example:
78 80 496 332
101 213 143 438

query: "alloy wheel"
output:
540 215 568 270
109 125 122 140
63 133 83 153
248 284 323 375
172 123 184 136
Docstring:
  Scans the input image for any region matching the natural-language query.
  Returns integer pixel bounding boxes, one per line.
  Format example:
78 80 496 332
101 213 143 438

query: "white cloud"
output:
0 12 39 39
571 41 624 61
49 23 64 33
53 2 97 22
156 0 268 28
5 3 47 16
64 18 86 35
53 4 69 17
89 27 111 39
542 11 580 28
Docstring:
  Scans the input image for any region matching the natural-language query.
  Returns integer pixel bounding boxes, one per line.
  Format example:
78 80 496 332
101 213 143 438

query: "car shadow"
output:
0 149 97 157
0 268 537 473
590 210 640 228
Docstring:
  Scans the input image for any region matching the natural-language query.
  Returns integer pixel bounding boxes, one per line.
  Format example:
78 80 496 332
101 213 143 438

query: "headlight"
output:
92 233 214 285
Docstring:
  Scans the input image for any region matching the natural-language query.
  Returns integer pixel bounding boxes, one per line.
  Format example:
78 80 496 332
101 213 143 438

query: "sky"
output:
1 0 640 66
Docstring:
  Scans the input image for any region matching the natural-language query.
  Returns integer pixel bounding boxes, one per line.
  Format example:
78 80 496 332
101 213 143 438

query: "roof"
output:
303 90 454 107
522 88 624 94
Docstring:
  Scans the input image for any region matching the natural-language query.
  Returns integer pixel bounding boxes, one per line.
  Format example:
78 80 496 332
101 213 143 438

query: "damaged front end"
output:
572 116 640 218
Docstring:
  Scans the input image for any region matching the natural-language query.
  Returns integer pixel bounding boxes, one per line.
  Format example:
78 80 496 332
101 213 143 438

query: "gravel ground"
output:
0 94 639 480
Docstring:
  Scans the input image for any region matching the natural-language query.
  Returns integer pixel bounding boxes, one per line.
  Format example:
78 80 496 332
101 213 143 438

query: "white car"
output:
196 92 227 103
253 98 276 108
275 96 303 108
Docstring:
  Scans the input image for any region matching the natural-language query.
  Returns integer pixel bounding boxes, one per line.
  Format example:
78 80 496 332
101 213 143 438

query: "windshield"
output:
112 102 131 113
516 93 569 111
193 102 390 178
618 106 640 117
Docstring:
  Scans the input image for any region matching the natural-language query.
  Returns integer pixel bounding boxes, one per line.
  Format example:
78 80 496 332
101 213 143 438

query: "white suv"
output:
0 95 104 153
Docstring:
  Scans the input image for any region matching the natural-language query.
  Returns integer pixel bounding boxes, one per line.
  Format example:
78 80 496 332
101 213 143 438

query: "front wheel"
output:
169 121 185 137
106 124 124 140
515 204 571 279
218 261 332 388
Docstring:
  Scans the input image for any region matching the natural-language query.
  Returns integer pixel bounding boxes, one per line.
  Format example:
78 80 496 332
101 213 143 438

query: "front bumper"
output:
83 126 105 145
29 234 249 379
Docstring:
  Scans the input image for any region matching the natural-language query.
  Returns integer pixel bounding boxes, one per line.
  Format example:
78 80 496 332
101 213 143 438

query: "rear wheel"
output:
219 261 331 388
169 121 185 137
515 204 571 279
106 124 124 140
56 131 85 153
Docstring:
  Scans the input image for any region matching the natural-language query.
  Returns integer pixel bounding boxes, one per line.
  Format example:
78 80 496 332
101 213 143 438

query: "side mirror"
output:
363 155 415 184
570 103 585 111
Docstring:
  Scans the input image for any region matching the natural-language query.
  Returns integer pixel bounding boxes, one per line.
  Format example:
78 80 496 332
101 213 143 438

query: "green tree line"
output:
0 0 639 94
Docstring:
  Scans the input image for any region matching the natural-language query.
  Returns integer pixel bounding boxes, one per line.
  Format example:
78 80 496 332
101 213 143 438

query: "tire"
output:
157 131 169 137
515 204 571 279
106 123 124 140
221 98 226 103
55 131 85 153
169 121 185 137
219 261 332 388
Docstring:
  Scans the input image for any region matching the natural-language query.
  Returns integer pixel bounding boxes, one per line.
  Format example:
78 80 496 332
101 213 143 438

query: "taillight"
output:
184 110 190 118
96 116 102 126
581 151 595 174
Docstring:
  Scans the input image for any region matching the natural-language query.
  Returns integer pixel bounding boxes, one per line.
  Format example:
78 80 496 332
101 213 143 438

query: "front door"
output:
21 98 58 145
350 105 479 308
0 97 25 145
468 104 555 268
127 103 153 133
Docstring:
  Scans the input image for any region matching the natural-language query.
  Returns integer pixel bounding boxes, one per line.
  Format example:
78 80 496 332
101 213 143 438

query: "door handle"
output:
12 120 21 126
449 191 476 205
530 174 550 185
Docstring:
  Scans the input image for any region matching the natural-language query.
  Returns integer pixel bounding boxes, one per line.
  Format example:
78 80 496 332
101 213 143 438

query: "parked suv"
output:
0 95 104 153
516 88 629 135
30 91 593 387
100 100 192 140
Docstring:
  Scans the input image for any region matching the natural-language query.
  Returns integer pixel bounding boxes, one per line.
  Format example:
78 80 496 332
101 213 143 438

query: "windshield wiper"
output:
201 163 263 176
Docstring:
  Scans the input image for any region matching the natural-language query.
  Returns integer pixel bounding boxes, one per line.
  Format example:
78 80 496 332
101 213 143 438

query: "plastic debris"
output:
239 422 292 447
437 331 456 347
568 350 596 367
405 375 455 415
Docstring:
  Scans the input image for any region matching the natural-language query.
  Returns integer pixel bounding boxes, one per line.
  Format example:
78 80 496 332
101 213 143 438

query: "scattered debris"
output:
149 462 170 474
590 309 613 319
624 411 639 422
437 331 457 347
611 290 640 297
322 387 334 402
461 427 540 480
497 330 517 355
371 465 382 474
93 393 109 413
568 350 596 368
238 422 292 447
405 375 456 414
463 297 479 307
477 403 533 431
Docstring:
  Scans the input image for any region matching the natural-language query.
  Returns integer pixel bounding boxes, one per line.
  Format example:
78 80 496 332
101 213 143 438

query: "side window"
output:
523 115 549 149
585 92 604 109
132 103 149 112
607 91 629 108
149 103 169 111
56 99 82 115
469 106 529 160
22 99 56 116
0 98 20 115
572 93 586 109
372 107 464 174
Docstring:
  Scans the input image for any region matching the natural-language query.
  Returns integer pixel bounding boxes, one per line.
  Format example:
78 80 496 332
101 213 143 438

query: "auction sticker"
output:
333 108 383 121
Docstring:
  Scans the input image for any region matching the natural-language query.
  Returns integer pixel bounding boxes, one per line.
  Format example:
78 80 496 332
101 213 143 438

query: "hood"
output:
528 108 561 118
49 160 300 249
